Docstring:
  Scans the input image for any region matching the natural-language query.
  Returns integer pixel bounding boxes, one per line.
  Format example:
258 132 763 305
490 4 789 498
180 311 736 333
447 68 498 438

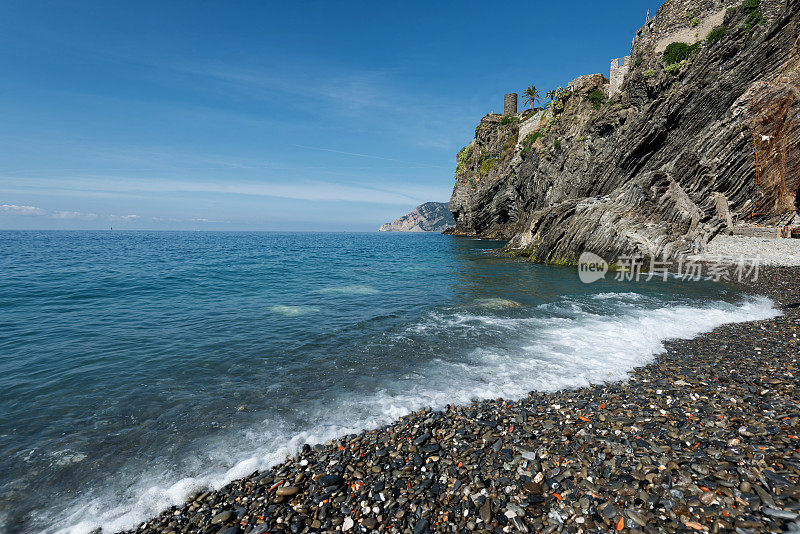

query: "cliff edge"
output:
448 0 800 262
379 202 455 232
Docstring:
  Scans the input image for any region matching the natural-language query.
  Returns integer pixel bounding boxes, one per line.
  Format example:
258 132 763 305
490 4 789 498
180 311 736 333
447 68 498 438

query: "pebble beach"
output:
119 263 800 534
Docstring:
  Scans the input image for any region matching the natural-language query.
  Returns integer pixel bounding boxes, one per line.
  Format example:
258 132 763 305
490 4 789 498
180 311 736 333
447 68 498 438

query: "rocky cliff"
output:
379 202 455 232
448 0 800 262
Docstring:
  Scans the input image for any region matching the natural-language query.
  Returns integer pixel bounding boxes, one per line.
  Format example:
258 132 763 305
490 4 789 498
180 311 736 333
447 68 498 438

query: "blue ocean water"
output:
0 231 777 533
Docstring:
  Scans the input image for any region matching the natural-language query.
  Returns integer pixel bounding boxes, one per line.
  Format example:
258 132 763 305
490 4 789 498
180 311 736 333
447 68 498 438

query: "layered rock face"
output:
379 202 455 232
448 0 800 262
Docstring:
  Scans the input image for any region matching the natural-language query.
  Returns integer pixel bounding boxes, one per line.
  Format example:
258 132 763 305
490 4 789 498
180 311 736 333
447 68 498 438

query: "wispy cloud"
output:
109 214 140 222
146 58 473 148
0 205 140 223
1 204 46 215
51 210 98 220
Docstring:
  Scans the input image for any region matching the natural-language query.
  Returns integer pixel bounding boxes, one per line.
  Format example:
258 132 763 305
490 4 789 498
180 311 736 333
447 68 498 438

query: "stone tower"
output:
504 93 518 115
609 56 630 96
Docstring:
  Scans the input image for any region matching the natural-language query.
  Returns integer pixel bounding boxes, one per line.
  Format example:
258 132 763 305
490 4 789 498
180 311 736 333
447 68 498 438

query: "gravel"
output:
119 267 800 534
692 235 800 266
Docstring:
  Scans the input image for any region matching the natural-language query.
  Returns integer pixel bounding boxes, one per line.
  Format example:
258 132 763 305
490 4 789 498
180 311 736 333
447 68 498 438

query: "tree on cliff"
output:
523 86 540 109
546 89 556 103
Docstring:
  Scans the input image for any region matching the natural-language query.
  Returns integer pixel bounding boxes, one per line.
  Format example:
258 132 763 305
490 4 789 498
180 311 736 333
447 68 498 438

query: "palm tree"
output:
523 86 540 109
546 89 556 103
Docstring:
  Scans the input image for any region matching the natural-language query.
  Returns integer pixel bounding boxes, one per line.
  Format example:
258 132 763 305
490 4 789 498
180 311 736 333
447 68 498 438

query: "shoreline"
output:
118 267 800 534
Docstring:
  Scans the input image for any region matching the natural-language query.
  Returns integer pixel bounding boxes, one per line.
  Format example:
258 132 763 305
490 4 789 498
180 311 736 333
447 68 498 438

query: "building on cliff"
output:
450 0 798 262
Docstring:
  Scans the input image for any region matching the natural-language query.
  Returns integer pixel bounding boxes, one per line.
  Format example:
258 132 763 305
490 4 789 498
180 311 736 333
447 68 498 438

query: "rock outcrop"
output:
379 202 455 232
448 0 800 262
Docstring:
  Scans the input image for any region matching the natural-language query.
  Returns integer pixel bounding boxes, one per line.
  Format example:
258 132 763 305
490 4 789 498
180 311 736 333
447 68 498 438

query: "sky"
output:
0 0 665 231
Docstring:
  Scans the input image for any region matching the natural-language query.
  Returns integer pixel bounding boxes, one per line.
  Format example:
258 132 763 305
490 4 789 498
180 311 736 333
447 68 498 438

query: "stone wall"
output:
610 56 631 96
631 0 738 58
630 0 785 58
517 109 547 147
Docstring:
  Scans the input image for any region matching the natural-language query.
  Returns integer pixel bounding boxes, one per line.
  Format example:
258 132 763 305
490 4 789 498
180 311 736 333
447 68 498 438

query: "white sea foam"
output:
592 292 644 301
268 305 320 317
51 450 88 467
48 295 778 534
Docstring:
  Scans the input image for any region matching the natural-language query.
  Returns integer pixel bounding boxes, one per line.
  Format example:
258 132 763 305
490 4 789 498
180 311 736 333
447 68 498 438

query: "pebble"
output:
275 485 299 496
120 266 800 534
210 510 232 525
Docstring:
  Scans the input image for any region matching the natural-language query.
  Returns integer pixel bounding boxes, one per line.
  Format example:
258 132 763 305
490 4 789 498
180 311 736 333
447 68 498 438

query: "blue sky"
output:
0 0 663 231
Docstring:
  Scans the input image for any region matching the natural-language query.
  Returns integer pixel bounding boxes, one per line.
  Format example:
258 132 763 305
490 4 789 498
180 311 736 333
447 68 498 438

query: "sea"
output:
0 231 778 533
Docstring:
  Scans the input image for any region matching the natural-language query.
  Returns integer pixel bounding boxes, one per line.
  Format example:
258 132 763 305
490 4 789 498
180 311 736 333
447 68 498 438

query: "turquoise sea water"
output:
0 231 777 533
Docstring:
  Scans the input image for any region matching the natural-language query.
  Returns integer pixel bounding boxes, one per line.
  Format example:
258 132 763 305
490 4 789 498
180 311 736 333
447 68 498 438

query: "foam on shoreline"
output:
46 294 778 534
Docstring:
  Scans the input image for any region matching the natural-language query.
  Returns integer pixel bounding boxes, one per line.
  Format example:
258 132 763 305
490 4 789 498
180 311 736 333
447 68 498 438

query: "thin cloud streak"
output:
0 176 452 206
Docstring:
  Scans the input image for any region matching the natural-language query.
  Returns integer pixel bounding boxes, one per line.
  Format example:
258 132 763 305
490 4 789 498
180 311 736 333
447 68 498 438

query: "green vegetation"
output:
729 0 764 31
550 87 568 114
479 156 499 175
745 9 765 29
523 86 541 108
587 88 606 110
743 2 764 31
643 69 655 78
740 0 761 14
663 42 699 65
706 26 728 44
454 145 473 182
691 16 702 26
500 115 520 126
634 56 644 68
501 130 518 157
553 139 562 151
664 59 688 75
519 131 543 157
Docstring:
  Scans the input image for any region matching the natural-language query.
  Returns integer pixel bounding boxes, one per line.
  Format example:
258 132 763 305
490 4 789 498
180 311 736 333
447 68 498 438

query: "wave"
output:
591 291 644 301
46 295 777 534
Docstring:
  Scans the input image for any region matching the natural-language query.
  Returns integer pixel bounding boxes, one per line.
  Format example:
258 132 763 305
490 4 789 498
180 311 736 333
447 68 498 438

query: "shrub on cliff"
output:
727 0 764 31
500 115 520 126
707 26 728 44
479 156 499 175
740 0 760 14
663 42 699 65
588 89 606 110
743 7 764 31
454 145 473 182
664 59 688 76
520 131 543 157
501 131 518 156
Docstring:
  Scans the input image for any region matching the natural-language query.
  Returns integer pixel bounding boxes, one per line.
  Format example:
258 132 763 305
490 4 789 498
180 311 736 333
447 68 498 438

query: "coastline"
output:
118 266 800 534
